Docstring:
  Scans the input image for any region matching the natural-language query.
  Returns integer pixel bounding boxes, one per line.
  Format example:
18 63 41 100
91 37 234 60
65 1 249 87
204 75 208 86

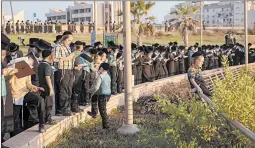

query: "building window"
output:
222 8 224 11
73 10 79 14
85 17 91 21
63 15 66 19
207 9 209 12
85 8 91 13
47 17 51 20
241 19 243 22
57 16 61 20
212 20 215 24
74 18 79 22
80 17 85 21
207 21 209 24
52 16 56 20
80 9 85 13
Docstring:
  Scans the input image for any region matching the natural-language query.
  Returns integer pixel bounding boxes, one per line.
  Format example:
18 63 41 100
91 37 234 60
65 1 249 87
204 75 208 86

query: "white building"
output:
45 1 122 27
4 10 25 24
164 1 255 29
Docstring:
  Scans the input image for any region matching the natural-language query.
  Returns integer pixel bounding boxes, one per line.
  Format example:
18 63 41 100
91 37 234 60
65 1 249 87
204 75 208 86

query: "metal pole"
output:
200 0 203 47
117 0 139 134
94 0 97 36
107 1 110 32
10 0 15 34
244 0 248 69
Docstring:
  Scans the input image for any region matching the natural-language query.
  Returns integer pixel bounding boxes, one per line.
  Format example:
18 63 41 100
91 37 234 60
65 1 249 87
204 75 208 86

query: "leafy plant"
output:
212 56 255 143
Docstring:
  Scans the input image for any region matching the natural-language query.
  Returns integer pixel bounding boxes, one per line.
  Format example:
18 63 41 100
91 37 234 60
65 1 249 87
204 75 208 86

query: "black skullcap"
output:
82 42 86 46
75 41 84 46
42 49 52 58
248 43 252 46
192 51 203 58
173 42 178 45
8 43 19 52
94 41 102 47
1 33 10 50
100 63 110 71
63 31 72 36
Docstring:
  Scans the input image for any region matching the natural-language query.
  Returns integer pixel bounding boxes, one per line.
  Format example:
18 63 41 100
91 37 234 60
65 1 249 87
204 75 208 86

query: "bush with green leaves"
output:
212 56 255 144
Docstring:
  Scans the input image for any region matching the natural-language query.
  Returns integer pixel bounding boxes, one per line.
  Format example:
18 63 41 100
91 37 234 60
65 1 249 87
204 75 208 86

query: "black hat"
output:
80 53 93 63
8 43 19 52
171 46 177 51
82 42 86 46
248 43 252 47
27 38 40 46
192 51 203 58
173 42 178 45
34 39 52 51
131 43 137 49
42 49 52 58
1 33 10 50
54 35 62 43
94 41 102 47
90 48 98 54
116 52 122 59
168 42 173 45
153 43 160 48
100 63 110 71
74 41 84 46
119 45 123 51
63 31 72 36
102 48 108 54
138 46 144 52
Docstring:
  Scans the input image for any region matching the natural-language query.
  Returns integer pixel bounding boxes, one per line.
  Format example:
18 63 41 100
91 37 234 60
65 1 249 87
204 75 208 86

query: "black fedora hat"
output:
33 39 52 51
8 42 19 52
54 35 62 43
27 38 40 46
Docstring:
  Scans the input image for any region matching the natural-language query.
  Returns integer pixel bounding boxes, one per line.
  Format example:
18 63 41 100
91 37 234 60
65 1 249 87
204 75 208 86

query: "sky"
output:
2 1 217 24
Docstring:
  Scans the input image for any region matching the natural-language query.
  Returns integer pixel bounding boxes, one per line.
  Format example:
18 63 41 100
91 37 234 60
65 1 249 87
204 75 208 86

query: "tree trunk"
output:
137 34 142 46
183 30 189 46
10 0 15 34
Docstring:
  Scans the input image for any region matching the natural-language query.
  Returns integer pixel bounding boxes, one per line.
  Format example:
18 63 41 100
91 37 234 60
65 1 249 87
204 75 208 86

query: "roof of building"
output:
50 8 64 12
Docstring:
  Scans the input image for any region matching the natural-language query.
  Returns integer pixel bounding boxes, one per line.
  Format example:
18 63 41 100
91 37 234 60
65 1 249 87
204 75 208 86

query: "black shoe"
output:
87 111 97 119
39 124 46 133
47 119 57 125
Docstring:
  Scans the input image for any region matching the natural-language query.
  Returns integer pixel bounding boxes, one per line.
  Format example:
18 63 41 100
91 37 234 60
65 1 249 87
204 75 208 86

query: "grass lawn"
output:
6 33 255 55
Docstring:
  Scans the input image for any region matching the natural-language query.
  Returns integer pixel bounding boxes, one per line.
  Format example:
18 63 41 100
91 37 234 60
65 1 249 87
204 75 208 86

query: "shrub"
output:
212 56 255 144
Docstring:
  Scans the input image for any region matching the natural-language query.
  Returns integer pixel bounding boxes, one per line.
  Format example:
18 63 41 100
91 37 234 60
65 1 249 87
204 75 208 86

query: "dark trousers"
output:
90 95 110 128
117 70 124 93
72 70 84 109
40 92 53 123
55 69 74 114
110 66 117 94
80 71 91 104
13 92 45 130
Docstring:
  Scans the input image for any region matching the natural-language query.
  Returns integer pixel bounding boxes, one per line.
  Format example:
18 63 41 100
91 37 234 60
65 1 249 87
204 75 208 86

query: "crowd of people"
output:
3 20 117 34
1 31 255 142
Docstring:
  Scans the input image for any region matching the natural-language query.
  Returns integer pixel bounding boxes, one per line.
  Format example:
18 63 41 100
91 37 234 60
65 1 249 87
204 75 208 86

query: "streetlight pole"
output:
117 0 139 135
94 0 97 36
200 0 203 47
10 0 15 34
244 0 248 69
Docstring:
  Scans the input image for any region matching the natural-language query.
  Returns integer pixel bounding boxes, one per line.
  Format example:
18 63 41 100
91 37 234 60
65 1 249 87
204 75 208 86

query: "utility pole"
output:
244 0 248 69
10 0 15 34
94 0 97 36
200 0 203 47
107 1 110 32
117 0 139 135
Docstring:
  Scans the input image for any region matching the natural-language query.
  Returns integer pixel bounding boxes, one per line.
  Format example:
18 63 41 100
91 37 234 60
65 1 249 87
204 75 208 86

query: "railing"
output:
198 93 255 143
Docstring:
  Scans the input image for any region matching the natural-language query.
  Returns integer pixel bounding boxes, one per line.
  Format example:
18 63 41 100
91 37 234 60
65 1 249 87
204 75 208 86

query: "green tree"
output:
118 0 156 46
169 5 199 46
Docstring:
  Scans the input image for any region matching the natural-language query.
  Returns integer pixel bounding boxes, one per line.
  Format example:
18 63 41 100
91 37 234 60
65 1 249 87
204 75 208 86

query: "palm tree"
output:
118 0 155 46
169 5 199 46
